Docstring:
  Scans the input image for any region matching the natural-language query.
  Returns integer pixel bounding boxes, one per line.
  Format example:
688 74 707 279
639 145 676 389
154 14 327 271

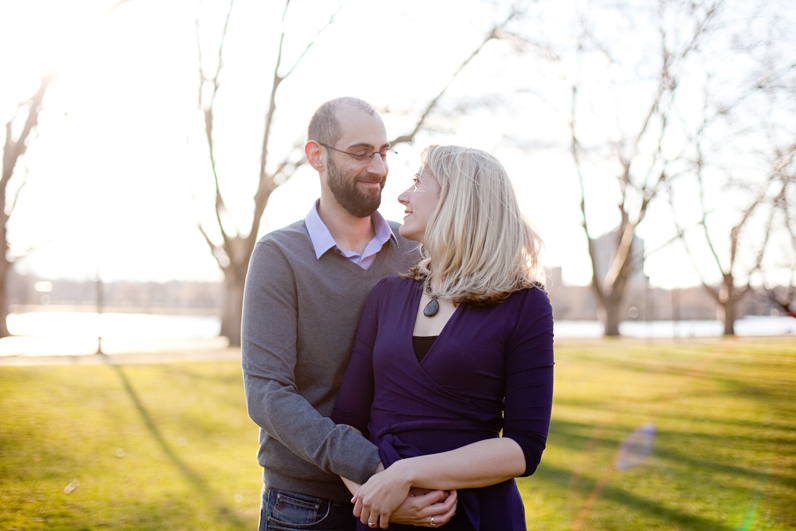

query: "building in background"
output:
590 231 646 291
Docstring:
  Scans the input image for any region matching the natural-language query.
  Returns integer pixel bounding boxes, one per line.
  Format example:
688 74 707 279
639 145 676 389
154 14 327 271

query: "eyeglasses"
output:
318 142 397 162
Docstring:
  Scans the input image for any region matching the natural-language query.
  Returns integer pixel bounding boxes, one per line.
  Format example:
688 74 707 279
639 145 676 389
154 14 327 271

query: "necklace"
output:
423 279 440 317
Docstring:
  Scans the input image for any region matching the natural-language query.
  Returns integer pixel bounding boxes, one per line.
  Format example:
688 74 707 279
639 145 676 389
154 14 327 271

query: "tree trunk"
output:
717 301 736 336
220 271 245 347
0 258 9 338
2 128 11 339
590 280 626 337
717 274 737 336
602 297 622 336
586 231 635 337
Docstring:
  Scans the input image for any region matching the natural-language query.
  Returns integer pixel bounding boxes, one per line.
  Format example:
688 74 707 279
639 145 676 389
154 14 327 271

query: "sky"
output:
1 0 793 289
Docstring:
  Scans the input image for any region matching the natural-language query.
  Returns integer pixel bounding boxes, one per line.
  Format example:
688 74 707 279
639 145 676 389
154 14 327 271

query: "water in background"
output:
557 316 796 338
2 312 794 357
8 312 221 339
2 312 224 357
7 312 796 340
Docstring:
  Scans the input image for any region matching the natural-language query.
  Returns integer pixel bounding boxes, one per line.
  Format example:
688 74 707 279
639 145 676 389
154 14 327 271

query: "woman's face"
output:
397 168 441 243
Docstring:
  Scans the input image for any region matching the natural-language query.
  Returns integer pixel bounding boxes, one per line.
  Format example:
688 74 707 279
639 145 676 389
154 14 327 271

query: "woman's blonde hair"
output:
404 145 545 305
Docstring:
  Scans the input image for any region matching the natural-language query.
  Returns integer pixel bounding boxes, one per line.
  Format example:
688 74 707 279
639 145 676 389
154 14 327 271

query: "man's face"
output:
323 107 390 218
326 153 386 218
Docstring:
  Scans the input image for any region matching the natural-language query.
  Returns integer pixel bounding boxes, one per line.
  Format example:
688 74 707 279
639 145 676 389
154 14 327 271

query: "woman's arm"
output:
352 438 525 528
342 453 459 527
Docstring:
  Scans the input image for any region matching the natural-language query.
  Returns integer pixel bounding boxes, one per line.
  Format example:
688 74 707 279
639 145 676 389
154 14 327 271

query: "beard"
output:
327 156 386 218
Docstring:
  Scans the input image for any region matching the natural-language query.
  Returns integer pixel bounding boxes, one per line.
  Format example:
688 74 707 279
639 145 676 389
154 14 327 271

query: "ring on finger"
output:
430 516 435 527
368 523 377 529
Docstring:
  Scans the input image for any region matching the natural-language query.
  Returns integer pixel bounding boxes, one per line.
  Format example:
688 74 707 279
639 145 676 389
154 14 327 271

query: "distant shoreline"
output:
9 304 219 316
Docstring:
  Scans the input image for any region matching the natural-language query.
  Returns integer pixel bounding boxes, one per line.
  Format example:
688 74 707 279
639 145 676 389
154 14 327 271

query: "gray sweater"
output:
241 218 418 501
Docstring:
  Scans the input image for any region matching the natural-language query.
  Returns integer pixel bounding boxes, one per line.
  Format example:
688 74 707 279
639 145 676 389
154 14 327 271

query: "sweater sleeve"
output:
331 281 384 436
241 240 380 484
502 287 555 477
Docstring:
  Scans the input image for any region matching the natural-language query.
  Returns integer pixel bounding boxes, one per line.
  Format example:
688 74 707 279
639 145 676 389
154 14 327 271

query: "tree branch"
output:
196 0 237 249
197 223 227 271
280 1 346 81
8 157 31 218
664 170 721 301
245 1 341 254
389 8 521 147
1 71 56 191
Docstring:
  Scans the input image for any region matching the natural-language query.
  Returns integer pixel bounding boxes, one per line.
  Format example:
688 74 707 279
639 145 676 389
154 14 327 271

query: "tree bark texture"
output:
718 301 736 336
220 270 245 347
0 260 9 337
602 297 622 337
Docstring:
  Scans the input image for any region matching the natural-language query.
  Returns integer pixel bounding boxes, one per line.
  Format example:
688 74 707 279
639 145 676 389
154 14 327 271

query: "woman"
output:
332 145 554 530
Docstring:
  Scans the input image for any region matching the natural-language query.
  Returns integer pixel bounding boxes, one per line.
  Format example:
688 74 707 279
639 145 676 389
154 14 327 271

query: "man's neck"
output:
317 199 376 254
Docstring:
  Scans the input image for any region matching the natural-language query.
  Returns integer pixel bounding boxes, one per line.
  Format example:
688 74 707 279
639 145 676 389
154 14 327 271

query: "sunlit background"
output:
1 0 795 349
1 3 795 530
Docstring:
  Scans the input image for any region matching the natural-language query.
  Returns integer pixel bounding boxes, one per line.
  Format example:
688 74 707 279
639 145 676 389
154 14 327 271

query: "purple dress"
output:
332 277 554 531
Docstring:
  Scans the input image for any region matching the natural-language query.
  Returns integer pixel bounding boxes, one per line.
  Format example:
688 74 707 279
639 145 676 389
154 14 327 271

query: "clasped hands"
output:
351 461 456 529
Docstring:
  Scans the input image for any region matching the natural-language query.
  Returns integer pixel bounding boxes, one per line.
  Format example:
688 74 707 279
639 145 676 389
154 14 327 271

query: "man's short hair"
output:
307 97 377 146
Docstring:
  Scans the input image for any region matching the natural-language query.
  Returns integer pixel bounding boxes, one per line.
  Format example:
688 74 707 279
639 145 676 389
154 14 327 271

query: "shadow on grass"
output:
548 418 626 452
158 362 243 386
551 416 793 491
109 363 249 529
654 437 796 498
529 461 740 531
156 362 248 412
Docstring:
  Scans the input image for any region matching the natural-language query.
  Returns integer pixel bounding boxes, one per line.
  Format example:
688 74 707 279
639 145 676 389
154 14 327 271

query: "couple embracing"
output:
242 97 554 531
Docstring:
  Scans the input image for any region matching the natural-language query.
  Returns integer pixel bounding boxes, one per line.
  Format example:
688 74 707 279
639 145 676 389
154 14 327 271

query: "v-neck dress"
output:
332 276 554 531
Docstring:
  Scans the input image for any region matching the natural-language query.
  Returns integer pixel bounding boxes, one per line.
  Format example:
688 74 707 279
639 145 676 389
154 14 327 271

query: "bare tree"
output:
1 1 135 338
663 0 796 335
671 170 766 335
196 0 522 346
668 142 795 334
757 57 796 318
568 0 725 335
756 144 796 320
1 72 56 338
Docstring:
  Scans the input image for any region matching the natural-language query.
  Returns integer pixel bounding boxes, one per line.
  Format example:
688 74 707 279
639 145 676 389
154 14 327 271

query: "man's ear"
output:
305 141 324 170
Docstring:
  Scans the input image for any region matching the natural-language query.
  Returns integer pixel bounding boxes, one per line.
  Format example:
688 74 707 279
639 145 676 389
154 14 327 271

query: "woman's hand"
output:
390 488 457 528
351 459 460 528
352 462 411 529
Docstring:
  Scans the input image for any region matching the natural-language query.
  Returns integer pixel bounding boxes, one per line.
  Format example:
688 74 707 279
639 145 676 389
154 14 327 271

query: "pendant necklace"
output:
423 278 441 317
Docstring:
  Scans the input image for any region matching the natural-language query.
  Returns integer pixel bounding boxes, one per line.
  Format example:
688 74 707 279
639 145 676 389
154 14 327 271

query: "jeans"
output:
259 487 357 531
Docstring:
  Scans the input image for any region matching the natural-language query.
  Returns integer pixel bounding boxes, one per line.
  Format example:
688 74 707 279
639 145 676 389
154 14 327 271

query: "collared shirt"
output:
305 200 396 270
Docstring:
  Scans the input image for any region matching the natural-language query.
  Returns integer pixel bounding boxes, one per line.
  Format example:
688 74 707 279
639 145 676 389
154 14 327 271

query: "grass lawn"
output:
0 338 794 530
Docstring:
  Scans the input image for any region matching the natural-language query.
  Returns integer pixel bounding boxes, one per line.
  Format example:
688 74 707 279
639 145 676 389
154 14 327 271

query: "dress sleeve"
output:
241 240 380 484
502 287 555 477
331 280 385 437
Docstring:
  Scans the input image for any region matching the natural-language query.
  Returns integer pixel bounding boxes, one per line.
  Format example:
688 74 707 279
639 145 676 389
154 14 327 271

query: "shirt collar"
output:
304 200 397 260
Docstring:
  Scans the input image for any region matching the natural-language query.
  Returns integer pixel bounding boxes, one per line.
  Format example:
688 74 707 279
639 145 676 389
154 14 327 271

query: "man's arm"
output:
241 239 380 484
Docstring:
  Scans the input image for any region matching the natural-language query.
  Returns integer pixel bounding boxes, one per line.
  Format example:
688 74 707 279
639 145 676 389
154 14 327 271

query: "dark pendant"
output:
423 298 440 317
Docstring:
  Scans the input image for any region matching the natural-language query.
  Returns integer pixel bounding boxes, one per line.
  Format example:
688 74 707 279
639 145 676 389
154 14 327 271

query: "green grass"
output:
1 338 794 530
0 361 262 530
520 338 796 531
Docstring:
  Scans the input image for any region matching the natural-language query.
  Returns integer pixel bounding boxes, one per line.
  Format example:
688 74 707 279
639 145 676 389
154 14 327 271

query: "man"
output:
242 97 454 530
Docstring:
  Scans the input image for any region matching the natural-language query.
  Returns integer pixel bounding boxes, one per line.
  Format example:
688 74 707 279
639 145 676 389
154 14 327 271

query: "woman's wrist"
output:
391 458 416 491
